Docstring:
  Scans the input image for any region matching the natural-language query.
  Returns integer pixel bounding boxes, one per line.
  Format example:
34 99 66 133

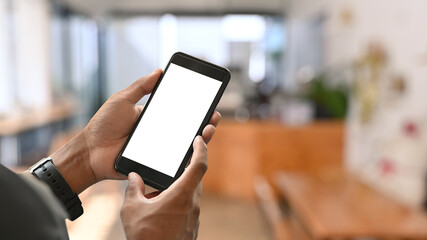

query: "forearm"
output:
23 133 94 194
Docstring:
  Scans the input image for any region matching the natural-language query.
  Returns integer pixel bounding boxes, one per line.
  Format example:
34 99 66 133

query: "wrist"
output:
50 132 95 194
29 157 84 220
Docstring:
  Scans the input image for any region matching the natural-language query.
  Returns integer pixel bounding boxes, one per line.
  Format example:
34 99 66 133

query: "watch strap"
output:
31 158 83 221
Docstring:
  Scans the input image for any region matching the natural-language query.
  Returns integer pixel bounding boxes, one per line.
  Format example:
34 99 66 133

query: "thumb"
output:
123 68 162 104
125 172 146 199
172 136 207 190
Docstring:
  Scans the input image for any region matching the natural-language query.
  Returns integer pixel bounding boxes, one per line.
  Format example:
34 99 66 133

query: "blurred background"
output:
2 0 427 239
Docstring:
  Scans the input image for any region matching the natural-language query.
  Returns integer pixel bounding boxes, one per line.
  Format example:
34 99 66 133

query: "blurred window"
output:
0 0 51 114
105 14 284 101
14 0 51 108
0 0 13 113
50 10 100 121
221 15 266 42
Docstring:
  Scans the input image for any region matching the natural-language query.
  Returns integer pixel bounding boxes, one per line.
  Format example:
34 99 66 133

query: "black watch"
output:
29 157 83 221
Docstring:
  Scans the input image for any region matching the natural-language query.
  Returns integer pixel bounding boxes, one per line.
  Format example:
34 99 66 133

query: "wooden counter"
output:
204 119 344 200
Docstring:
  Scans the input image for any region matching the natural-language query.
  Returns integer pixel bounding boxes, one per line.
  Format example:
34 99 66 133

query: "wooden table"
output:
0 101 77 166
274 170 427 240
0 101 77 136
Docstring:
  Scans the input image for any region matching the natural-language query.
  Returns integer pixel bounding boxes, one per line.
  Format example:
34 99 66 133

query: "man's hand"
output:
50 69 221 194
121 136 208 240
80 69 162 183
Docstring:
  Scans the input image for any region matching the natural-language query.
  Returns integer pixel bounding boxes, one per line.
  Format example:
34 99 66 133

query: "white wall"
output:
285 0 427 75
285 0 427 206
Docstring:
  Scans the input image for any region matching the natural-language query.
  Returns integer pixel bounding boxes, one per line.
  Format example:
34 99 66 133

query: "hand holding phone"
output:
121 135 208 240
115 52 230 190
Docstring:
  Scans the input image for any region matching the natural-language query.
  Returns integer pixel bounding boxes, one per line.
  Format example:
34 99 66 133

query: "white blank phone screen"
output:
122 63 222 177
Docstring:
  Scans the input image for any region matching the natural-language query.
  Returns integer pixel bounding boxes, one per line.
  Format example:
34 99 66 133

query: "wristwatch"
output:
29 157 83 221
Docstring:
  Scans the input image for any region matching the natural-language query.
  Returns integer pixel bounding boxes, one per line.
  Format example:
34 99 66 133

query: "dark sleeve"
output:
0 164 69 240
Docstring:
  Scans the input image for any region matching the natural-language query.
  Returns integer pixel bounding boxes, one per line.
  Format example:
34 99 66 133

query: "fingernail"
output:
195 135 202 143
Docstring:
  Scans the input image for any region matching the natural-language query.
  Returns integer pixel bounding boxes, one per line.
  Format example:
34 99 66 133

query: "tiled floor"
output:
66 180 268 240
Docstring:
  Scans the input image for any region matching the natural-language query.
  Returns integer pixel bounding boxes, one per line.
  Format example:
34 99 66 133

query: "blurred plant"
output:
305 74 349 119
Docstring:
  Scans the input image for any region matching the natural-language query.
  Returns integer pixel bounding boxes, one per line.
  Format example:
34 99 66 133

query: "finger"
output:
202 124 216 144
173 136 207 190
208 111 221 127
123 69 162 104
124 172 146 200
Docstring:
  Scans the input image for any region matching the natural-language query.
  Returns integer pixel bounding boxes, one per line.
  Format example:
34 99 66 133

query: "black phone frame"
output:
114 52 230 190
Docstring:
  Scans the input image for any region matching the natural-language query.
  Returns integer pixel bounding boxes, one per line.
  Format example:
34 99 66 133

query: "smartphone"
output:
115 52 230 190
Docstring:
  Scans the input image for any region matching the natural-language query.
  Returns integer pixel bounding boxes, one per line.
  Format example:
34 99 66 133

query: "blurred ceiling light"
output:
249 44 265 83
221 15 266 42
